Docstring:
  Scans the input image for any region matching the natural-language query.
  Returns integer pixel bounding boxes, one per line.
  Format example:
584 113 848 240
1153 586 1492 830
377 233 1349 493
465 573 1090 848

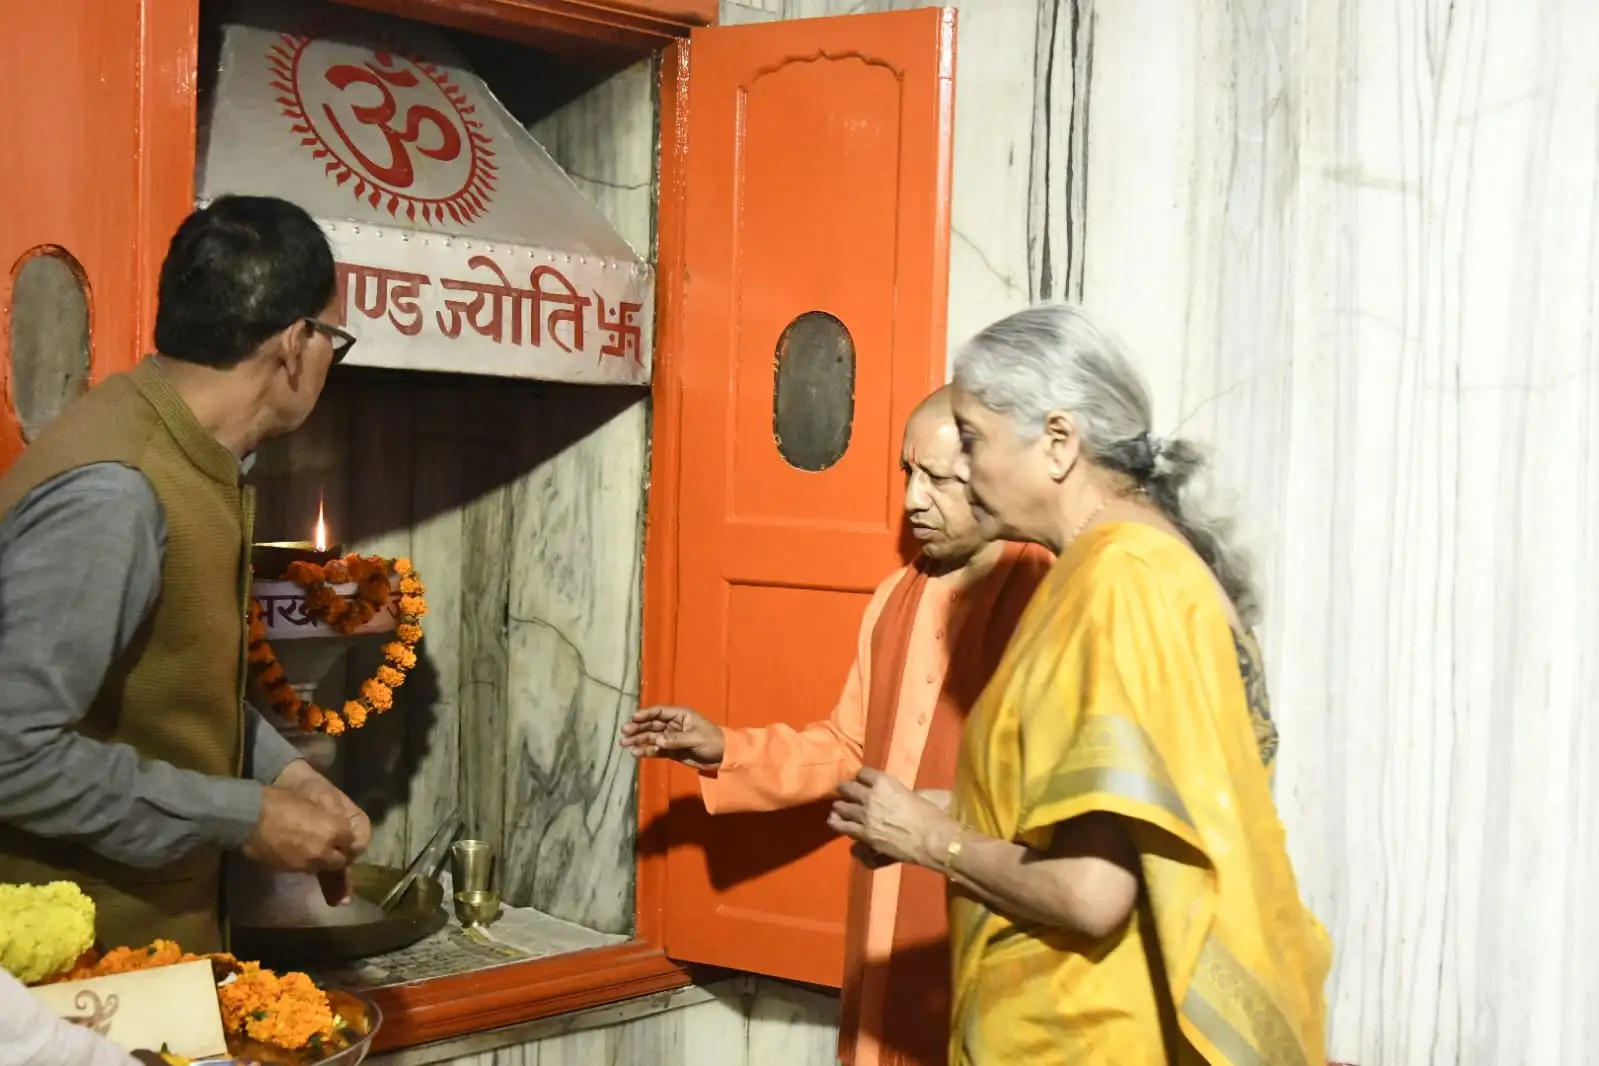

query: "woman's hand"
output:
829 767 959 868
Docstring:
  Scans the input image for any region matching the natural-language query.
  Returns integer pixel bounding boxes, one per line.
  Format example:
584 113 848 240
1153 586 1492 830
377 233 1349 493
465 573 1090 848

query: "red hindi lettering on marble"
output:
530 265 590 353
436 255 532 343
336 261 433 337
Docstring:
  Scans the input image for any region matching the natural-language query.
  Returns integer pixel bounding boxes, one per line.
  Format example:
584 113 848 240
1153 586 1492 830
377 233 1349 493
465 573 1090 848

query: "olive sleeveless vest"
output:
0 359 254 953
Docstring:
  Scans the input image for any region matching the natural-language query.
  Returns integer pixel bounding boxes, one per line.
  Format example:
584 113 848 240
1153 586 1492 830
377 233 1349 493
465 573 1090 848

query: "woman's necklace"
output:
1065 487 1149 549
1065 497 1111 548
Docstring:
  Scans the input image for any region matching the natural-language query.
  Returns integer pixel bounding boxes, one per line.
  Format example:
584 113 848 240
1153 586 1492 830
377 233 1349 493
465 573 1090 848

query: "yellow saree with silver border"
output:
949 522 1329 1065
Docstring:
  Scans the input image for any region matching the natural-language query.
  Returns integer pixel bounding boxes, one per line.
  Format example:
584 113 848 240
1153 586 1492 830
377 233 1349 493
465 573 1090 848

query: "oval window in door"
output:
773 311 855 472
10 247 91 442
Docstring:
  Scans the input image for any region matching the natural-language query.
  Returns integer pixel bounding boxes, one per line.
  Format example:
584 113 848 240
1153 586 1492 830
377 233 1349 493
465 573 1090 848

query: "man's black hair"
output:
152 195 336 368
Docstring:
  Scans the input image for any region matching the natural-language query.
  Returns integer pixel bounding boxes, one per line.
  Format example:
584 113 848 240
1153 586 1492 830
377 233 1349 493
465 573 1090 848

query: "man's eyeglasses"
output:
304 318 357 364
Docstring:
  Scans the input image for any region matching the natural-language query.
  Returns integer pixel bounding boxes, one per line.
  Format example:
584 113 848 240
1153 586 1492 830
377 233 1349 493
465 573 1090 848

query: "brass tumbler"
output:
450 839 495 895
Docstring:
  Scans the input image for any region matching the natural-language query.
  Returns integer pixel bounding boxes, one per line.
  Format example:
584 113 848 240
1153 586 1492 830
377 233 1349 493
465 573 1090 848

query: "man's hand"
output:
274 760 372 853
242 786 356 875
619 705 726 771
244 761 372 904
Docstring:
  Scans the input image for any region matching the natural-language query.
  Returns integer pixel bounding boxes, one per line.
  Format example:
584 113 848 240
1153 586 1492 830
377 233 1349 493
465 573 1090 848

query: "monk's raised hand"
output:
619 704 726 771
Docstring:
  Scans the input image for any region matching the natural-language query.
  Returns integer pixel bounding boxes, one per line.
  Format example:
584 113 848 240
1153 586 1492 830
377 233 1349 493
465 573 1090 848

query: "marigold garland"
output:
247 555 425 735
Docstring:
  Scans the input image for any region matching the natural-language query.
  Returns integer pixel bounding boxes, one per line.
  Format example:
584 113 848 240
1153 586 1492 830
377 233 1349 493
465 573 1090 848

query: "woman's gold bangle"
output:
943 832 964 877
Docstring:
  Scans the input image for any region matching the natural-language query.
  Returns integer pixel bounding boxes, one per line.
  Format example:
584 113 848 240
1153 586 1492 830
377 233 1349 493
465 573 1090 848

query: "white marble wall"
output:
716 1 1599 1062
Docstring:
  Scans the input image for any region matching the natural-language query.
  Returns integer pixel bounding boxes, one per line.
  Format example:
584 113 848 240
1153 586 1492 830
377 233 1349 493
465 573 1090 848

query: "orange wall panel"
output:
0 0 197 471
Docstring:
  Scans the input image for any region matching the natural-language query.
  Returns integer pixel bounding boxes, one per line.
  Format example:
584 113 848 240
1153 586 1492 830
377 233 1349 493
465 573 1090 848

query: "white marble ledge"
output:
367 978 754 1066
314 895 626 991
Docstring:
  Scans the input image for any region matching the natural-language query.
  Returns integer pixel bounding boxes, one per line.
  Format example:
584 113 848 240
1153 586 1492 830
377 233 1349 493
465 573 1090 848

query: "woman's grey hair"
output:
952 303 1260 626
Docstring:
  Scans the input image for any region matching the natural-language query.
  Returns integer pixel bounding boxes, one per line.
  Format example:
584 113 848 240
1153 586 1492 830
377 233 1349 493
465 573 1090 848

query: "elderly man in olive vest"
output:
0 196 371 953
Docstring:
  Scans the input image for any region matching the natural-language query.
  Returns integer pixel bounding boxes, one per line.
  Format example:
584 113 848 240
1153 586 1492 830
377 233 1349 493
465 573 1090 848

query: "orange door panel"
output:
654 8 956 986
0 0 197 472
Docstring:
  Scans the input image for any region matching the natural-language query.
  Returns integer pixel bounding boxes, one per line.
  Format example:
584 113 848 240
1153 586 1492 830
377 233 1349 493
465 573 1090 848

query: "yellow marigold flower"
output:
361 679 394 711
397 623 423 645
377 665 406 688
399 595 428 619
0 882 95 984
392 557 414 576
343 700 368 729
322 711 346 736
400 575 423 595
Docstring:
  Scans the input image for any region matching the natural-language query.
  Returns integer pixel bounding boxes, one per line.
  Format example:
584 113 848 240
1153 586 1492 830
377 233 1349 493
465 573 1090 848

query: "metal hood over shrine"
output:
197 0 652 385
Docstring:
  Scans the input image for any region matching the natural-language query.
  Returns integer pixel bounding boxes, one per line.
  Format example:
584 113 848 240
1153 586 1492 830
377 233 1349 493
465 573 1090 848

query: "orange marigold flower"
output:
306 585 337 611
247 643 275 666
343 700 368 729
377 665 406 688
400 575 423 595
393 557 414 576
396 623 423 645
399 595 428 619
257 662 286 687
383 643 418 669
248 614 267 642
285 561 325 585
302 705 325 730
322 559 350 583
322 711 346 735
360 679 394 711
358 573 391 604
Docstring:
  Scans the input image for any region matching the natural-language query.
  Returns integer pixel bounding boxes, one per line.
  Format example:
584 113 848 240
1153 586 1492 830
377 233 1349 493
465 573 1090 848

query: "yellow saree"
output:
949 523 1329 1065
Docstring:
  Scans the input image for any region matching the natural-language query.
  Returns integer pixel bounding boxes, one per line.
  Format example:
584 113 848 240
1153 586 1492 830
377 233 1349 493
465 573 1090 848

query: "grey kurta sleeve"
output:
0 463 262 867
245 701 301 786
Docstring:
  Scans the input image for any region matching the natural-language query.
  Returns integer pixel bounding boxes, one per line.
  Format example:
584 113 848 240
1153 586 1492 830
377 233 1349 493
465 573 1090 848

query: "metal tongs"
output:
378 811 461 913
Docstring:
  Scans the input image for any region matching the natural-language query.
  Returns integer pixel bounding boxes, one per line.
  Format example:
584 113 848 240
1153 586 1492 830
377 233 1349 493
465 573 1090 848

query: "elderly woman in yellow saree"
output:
829 304 1329 1065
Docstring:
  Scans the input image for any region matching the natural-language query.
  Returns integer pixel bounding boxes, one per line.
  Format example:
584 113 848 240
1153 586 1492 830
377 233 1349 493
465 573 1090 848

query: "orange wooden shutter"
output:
0 0 196 472
646 8 956 986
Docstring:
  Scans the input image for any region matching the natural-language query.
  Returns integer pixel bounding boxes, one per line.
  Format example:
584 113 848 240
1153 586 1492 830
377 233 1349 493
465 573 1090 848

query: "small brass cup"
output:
453 889 502 928
450 839 495 895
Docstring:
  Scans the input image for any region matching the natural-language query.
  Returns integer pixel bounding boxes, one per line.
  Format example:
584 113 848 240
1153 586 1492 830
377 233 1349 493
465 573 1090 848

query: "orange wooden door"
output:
650 8 956 986
0 0 196 472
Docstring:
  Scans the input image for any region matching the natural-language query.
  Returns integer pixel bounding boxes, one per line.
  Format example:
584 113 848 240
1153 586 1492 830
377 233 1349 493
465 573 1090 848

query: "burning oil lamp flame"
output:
313 499 329 553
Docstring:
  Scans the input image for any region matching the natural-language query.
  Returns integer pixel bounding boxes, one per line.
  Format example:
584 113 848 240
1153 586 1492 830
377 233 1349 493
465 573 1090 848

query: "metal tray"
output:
231 864 446 965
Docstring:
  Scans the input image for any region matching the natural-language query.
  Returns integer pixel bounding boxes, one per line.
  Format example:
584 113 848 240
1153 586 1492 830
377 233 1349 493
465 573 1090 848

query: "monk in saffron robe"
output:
831 305 1328 1065
621 387 1052 1066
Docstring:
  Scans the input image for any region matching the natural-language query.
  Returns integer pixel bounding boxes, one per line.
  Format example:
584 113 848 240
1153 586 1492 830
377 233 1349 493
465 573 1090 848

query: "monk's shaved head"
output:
905 385 954 438
901 385 985 562
903 385 958 459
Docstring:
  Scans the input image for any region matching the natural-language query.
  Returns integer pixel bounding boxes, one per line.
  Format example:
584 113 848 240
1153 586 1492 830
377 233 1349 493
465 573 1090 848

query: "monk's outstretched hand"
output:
619 705 726 771
829 767 960 870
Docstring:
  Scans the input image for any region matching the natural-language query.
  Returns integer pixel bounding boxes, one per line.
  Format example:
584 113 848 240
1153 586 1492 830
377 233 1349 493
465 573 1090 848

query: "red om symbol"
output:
321 52 462 189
